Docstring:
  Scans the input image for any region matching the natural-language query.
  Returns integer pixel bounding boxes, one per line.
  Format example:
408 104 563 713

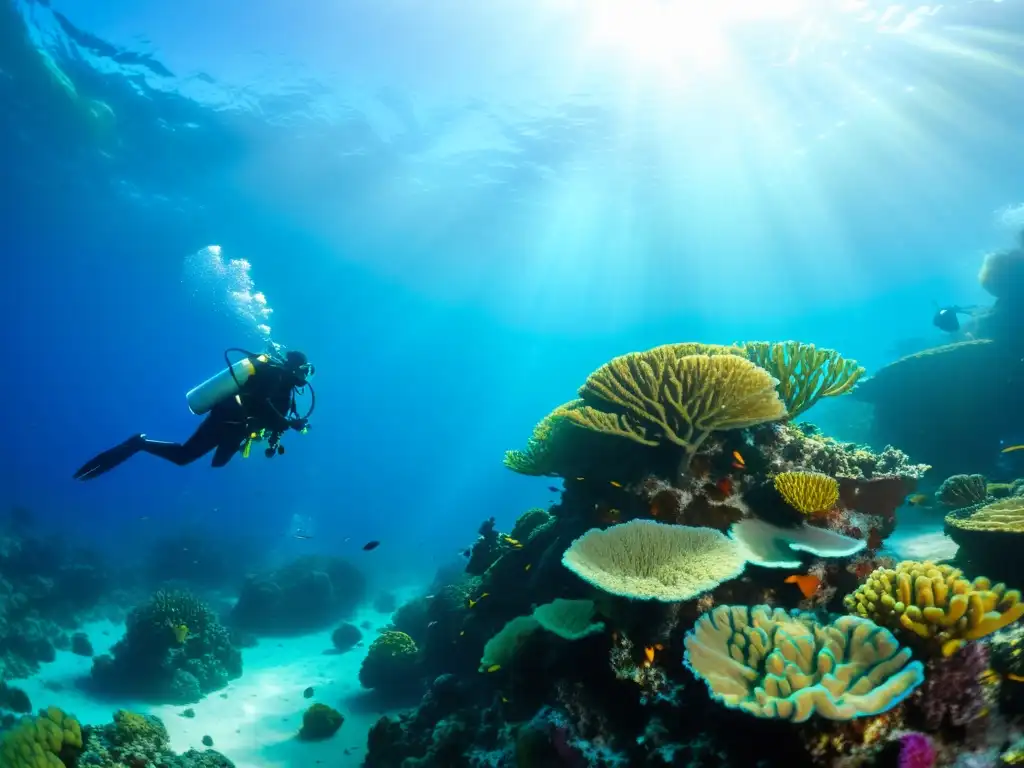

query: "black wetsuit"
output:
73 361 305 480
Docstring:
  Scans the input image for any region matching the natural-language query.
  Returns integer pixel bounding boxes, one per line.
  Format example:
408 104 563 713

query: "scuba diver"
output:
932 305 978 333
73 348 315 481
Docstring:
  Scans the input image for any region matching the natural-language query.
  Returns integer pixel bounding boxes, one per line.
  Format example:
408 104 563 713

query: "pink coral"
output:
899 732 935 768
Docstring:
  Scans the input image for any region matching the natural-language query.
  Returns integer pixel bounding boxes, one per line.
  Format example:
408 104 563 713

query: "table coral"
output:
844 561 1024 656
562 520 747 602
683 604 924 722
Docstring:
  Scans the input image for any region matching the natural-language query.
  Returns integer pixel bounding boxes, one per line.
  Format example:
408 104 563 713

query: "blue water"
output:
3 0 1024 761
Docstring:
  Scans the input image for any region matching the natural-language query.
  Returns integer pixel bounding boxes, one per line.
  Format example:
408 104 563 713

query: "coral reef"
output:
773 471 840 516
937 474 990 508
359 631 420 692
562 520 747 601
297 703 344 741
683 605 924 721
741 341 865 418
844 561 1024 656
0 706 81 768
89 590 241 704
946 497 1024 585
230 555 366 634
75 709 234 767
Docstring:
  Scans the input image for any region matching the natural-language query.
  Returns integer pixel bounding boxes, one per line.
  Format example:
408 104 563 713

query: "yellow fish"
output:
1008 673 1024 683
1003 445 1024 454
486 664 501 673
501 696 509 703
173 624 189 644
609 481 623 488
468 592 490 609
502 537 523 548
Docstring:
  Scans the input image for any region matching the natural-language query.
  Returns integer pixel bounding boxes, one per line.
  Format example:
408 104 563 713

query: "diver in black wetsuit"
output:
73 350 315 481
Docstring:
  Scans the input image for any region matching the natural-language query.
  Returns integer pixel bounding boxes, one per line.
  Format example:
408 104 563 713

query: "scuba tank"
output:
186 354 270 415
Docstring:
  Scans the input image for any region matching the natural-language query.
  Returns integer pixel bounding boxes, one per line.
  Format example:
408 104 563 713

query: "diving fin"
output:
73 434 147 481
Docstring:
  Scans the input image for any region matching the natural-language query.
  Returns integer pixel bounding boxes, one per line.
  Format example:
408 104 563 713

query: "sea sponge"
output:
742 341 865 419
683 604 924 722
0 706 83 768
773 471 840 515
532 599 605 640
575 350 786 476
480 615 541 671
843 560 1024 656
936 474 988 508
358 631 419 689
729 518 865 569
562 519 747 601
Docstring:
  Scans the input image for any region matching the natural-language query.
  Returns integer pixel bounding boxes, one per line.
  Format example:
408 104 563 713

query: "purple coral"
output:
899 732 936 768
912 642 988 730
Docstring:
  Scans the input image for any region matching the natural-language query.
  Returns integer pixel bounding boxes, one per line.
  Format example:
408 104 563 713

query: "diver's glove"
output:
288 418 309 431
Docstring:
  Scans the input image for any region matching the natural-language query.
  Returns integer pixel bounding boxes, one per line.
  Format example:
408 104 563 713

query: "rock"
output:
202 734 214 747
70 631 94 657
303 686 314 699
331 622 362 652
298 703 344 741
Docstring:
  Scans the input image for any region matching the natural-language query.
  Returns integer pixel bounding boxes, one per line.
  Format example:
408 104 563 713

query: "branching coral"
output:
576 349 786 477
843 561 1024 656
774 471 840 516
562 520 747 601
936 474 989 508
742 341 865 418
683 605 924 722
0 706 82 768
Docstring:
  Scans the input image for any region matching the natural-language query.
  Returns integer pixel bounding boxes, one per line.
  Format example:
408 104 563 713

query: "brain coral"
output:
936 474 989 509
773 471 840 515
843 561 1024 656
562 519 747 601
684 605 924 722
0 706 82 768
358 631 419 690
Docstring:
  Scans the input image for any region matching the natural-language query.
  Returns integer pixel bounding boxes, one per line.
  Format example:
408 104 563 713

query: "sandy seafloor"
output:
16 522 957 768
19 589 422 768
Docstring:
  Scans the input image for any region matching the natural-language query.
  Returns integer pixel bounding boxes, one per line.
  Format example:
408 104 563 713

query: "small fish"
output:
344 537 351 543
643 646 655 664
524 564 532 572
906 494 929 506
427 621 438 629
486 664 502 673
575 476 585 481
1002 445 1024 454
501 696 509 703
1008 673 1024 683
459 630 465 636
716 477 733 496
547 486 559 493
138 516 150 521
654 643 664 651
294 533 313 540
731 450 746 470
784 574 822 599
609 481 623 488
461 548 471 558
502 536 523 548
303 686 314 699
468 593 490 609
173 624 190 644
362 541 381 551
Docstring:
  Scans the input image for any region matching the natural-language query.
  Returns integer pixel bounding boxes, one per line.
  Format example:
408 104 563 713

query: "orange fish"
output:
731 450 746 470
785 574 821 599
643 646 655 664
716 477 733 496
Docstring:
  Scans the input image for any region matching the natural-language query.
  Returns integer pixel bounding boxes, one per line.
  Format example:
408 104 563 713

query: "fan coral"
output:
742 341 865 418
575 349 786 476
562 520 747 601
843 561 1024 656
0 706 82 768
936 474 989 508
359 631 419 690
480 615 540 670
683 605 924 722
774 471 840 515
532 599 605 641
729 518 865 568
